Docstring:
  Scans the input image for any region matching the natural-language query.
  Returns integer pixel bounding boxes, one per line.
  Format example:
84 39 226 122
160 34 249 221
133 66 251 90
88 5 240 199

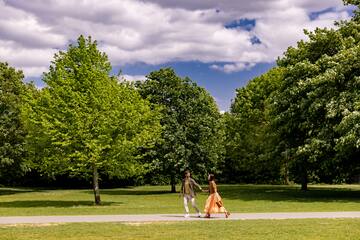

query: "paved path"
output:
0 212 360 224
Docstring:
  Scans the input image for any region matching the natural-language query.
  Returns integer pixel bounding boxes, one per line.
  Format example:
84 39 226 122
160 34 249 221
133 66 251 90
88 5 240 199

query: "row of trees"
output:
0 36 224 204
1 0 359 203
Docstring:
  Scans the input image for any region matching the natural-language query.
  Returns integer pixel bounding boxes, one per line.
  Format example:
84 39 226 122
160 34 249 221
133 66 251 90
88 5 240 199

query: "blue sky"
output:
0 0 356 111
117 61 275 110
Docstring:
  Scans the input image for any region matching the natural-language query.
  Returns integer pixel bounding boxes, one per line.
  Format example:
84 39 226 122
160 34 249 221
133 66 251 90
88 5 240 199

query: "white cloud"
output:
0 0 354 77
210 62 256 73
0 39 57 77
20 67 48 78
120 74 147 82
0 1 66 48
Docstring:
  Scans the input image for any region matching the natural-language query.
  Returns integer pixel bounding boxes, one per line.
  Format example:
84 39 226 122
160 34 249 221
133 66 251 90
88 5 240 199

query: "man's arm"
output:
180 179 184 195
191 179 203 191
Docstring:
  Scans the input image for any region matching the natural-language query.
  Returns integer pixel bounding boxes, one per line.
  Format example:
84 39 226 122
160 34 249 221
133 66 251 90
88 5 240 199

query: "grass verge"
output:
0 184 359 216
0 219 359 240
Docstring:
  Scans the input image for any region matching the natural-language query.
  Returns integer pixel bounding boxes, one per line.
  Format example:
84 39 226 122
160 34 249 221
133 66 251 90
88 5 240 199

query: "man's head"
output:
184 170 191 178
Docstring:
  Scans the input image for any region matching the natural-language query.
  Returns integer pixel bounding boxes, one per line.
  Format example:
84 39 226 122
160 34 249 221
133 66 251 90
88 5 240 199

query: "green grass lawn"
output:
1 219 359 240
0 184 359 216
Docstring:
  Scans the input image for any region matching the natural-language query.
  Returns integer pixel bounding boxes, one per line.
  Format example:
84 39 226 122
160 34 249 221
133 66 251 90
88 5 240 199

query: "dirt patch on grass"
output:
0 223 65 228
122 221 177 226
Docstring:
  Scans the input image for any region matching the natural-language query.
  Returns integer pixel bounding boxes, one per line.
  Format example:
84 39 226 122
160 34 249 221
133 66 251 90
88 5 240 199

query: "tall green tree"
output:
223 67 283 183
0 62 28 184
273 3 360 189
24 36 161 204
136 68 223 192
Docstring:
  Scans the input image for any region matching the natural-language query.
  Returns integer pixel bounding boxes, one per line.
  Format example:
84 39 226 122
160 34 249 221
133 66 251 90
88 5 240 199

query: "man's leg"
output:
191 197 201 217
183 195 190 217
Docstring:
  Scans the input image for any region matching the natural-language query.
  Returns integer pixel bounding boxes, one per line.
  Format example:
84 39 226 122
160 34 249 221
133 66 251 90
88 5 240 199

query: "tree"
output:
273 6 360 189
343 0 360 8
136 68 224 192
0 62 28 184
24 36 161 204
223 67 283 183
224 0 360 188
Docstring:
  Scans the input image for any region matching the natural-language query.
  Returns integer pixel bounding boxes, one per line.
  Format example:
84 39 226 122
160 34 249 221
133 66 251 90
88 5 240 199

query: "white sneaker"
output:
184 213 190 218
197 212 201 218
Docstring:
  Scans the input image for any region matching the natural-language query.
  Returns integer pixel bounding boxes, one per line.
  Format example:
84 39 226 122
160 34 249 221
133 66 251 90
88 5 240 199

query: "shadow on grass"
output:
217 185 360 203
0 188 40 196
100 185 360 203
100 189 172 196
0 200 121 208
1 185 359 205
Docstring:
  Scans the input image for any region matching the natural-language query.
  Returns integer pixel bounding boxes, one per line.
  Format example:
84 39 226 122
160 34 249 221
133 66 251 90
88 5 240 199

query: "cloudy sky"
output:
0 0 356 111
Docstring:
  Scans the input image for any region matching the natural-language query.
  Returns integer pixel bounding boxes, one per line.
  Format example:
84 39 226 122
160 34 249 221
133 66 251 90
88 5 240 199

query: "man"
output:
180 170 203 218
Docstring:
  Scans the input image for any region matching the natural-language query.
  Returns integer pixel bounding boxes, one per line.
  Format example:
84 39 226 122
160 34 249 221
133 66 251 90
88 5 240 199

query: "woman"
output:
204 174 230 218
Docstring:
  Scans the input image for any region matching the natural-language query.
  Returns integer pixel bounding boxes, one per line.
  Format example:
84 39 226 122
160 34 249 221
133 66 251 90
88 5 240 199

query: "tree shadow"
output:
217 185 360 203
100 188 172 196
0 188 40 196
0 200 120 208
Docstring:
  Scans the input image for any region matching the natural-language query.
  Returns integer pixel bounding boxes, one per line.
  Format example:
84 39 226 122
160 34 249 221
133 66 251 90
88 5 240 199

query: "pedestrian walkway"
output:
0 212 359 224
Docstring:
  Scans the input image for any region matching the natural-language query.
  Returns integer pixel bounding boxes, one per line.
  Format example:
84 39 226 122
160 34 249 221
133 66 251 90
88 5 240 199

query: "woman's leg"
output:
224 207 230 218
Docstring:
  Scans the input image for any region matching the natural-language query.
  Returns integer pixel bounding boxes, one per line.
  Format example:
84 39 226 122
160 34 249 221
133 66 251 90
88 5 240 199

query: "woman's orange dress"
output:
204 181 227 214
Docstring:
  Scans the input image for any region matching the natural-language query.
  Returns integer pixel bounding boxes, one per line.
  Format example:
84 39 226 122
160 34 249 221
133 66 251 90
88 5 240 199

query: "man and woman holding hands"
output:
180 170 230 218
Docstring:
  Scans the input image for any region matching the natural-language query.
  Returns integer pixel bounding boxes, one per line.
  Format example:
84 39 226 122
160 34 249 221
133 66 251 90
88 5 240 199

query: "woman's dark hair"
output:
208 174 215 181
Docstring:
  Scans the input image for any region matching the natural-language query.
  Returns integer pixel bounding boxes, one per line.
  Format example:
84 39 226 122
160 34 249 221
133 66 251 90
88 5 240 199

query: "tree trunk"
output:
283 149 290 185
284 160 290 185
301 168 308 191
92 165 101 205
170 174 176 193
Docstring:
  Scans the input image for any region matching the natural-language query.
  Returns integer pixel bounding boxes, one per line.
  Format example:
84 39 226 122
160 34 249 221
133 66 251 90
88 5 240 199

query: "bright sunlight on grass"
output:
0 184 359 216
1 219 359 240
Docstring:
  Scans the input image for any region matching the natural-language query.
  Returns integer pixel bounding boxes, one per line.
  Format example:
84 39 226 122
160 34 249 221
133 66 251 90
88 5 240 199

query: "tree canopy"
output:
136 68 224 191
24 36 161 203
223 67 284 183
223 2 360 188
273 19 360 189
0 62 28 184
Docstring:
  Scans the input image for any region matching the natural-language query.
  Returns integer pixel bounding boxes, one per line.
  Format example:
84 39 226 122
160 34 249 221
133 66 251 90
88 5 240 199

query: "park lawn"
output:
0 219 359 240
0 184 359 216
